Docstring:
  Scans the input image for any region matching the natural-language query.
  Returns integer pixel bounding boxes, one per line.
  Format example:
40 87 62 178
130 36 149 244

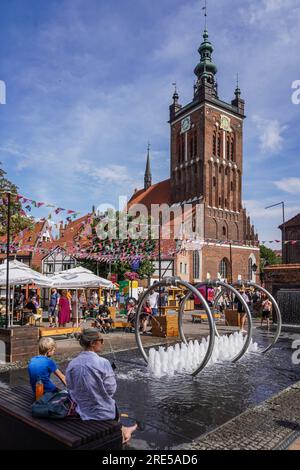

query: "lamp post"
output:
4 190 12 329
265 201 286 262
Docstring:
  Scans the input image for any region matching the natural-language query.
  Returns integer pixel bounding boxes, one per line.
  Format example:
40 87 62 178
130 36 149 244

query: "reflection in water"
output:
0 333 299 450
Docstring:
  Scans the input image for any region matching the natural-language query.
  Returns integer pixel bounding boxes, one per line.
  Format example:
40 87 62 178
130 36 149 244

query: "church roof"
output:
128 179 171 210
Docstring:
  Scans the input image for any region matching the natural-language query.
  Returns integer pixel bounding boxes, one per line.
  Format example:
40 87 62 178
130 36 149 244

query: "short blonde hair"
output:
38 337 56 355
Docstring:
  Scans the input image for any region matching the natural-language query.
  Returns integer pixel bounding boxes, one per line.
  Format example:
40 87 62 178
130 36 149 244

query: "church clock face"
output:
220 115 231 132
181 116 191 133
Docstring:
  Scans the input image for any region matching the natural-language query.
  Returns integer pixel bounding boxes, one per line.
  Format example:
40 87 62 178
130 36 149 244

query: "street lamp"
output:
1 188 12 329
265 201 286 262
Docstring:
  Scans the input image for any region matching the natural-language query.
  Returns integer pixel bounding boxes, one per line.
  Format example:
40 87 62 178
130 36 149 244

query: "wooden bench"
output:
191 312 221 323
0 385 122 450
39 327 82 338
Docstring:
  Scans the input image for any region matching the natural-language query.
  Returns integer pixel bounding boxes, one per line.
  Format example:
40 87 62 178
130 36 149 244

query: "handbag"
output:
31 390 75 419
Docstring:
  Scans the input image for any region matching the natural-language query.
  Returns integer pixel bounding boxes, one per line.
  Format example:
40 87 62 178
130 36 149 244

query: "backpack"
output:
31 390 75 419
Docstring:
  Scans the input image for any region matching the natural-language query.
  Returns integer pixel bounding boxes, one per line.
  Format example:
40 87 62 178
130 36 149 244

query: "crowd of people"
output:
47 289 117 328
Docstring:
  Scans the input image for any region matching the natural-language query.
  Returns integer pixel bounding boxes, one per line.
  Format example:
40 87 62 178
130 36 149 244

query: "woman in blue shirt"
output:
66 329 137 444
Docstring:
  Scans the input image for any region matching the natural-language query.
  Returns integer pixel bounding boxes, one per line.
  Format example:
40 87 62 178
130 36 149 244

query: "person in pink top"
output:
58 290 71 327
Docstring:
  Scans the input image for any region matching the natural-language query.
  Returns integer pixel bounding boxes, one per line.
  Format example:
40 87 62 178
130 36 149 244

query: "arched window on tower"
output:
213 132 217 156
231 181 234 191
181 135 185 162
227 136 230 160
177 132 181 163
219 258 230 280
213 176 216 187
231 137 235 161
222 225 227 236
194 130 198 157
217 133 221 157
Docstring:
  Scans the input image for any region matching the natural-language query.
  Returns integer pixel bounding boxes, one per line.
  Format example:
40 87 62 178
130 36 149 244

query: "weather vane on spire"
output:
172 82 177 94
236 72 239 88
202 0 207 30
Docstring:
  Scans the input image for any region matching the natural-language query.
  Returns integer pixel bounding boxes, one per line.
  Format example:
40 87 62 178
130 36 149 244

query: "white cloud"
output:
274 177 300 195
252 115 287 154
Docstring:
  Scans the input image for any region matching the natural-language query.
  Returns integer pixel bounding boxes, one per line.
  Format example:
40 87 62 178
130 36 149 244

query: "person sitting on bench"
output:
66 329 137 444
28 337 67 396
95 305 113 332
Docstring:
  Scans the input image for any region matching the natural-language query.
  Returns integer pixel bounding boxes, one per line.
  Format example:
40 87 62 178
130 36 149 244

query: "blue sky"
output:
0 0 299 246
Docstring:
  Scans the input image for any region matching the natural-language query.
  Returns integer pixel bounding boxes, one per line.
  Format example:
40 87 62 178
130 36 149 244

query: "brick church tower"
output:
129 27 259 283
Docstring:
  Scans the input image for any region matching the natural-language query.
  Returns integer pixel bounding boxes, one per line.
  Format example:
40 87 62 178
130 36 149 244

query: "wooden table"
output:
0 385 122 450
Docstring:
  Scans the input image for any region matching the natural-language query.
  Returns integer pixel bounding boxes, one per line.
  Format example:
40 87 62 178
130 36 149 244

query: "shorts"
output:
151 308 158 316
262 310 271 319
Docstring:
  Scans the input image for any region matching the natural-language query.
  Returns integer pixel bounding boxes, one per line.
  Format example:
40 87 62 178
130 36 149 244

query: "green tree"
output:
0 164 33 237
260 245 281 272
137 259 155 280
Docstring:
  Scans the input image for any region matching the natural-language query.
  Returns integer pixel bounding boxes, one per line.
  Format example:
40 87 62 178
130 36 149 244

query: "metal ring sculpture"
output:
134 277 216 376
225 282 281 354
179 280 253 364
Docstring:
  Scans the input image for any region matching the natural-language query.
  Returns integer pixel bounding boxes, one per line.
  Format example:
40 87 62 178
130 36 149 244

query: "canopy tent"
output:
0 260 52 287
0 260 52 327
48 266 113 289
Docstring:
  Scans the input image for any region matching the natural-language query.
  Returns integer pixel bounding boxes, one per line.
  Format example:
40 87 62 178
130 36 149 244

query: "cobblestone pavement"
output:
180 381 300 450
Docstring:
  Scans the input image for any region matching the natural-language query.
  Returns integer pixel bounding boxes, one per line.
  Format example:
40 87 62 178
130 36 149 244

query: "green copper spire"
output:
194 29 217 82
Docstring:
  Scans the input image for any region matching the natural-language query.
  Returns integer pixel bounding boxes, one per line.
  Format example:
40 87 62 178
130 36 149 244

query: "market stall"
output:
48 266 113 327
0 260 52 327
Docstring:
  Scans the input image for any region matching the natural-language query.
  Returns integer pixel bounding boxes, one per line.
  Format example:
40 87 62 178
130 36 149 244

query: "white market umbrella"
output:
0 260 52 287
48 266 113 289
0 260 52 327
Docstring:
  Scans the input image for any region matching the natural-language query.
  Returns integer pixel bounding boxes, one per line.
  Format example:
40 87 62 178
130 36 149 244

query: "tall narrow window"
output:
193 251 200 279
219 197 222 206
213 132 217 156
177 133 181 163
231 181 234 191
217 133 221 157
190 136 193 159
194 130 198 157
213 176 216 187
181 135 185 162
227 136 230 160
231 138 235 161
219 258 229 279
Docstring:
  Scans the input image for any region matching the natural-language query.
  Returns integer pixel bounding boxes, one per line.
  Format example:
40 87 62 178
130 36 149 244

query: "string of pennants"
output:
1 193 295 264
16 194 81 220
